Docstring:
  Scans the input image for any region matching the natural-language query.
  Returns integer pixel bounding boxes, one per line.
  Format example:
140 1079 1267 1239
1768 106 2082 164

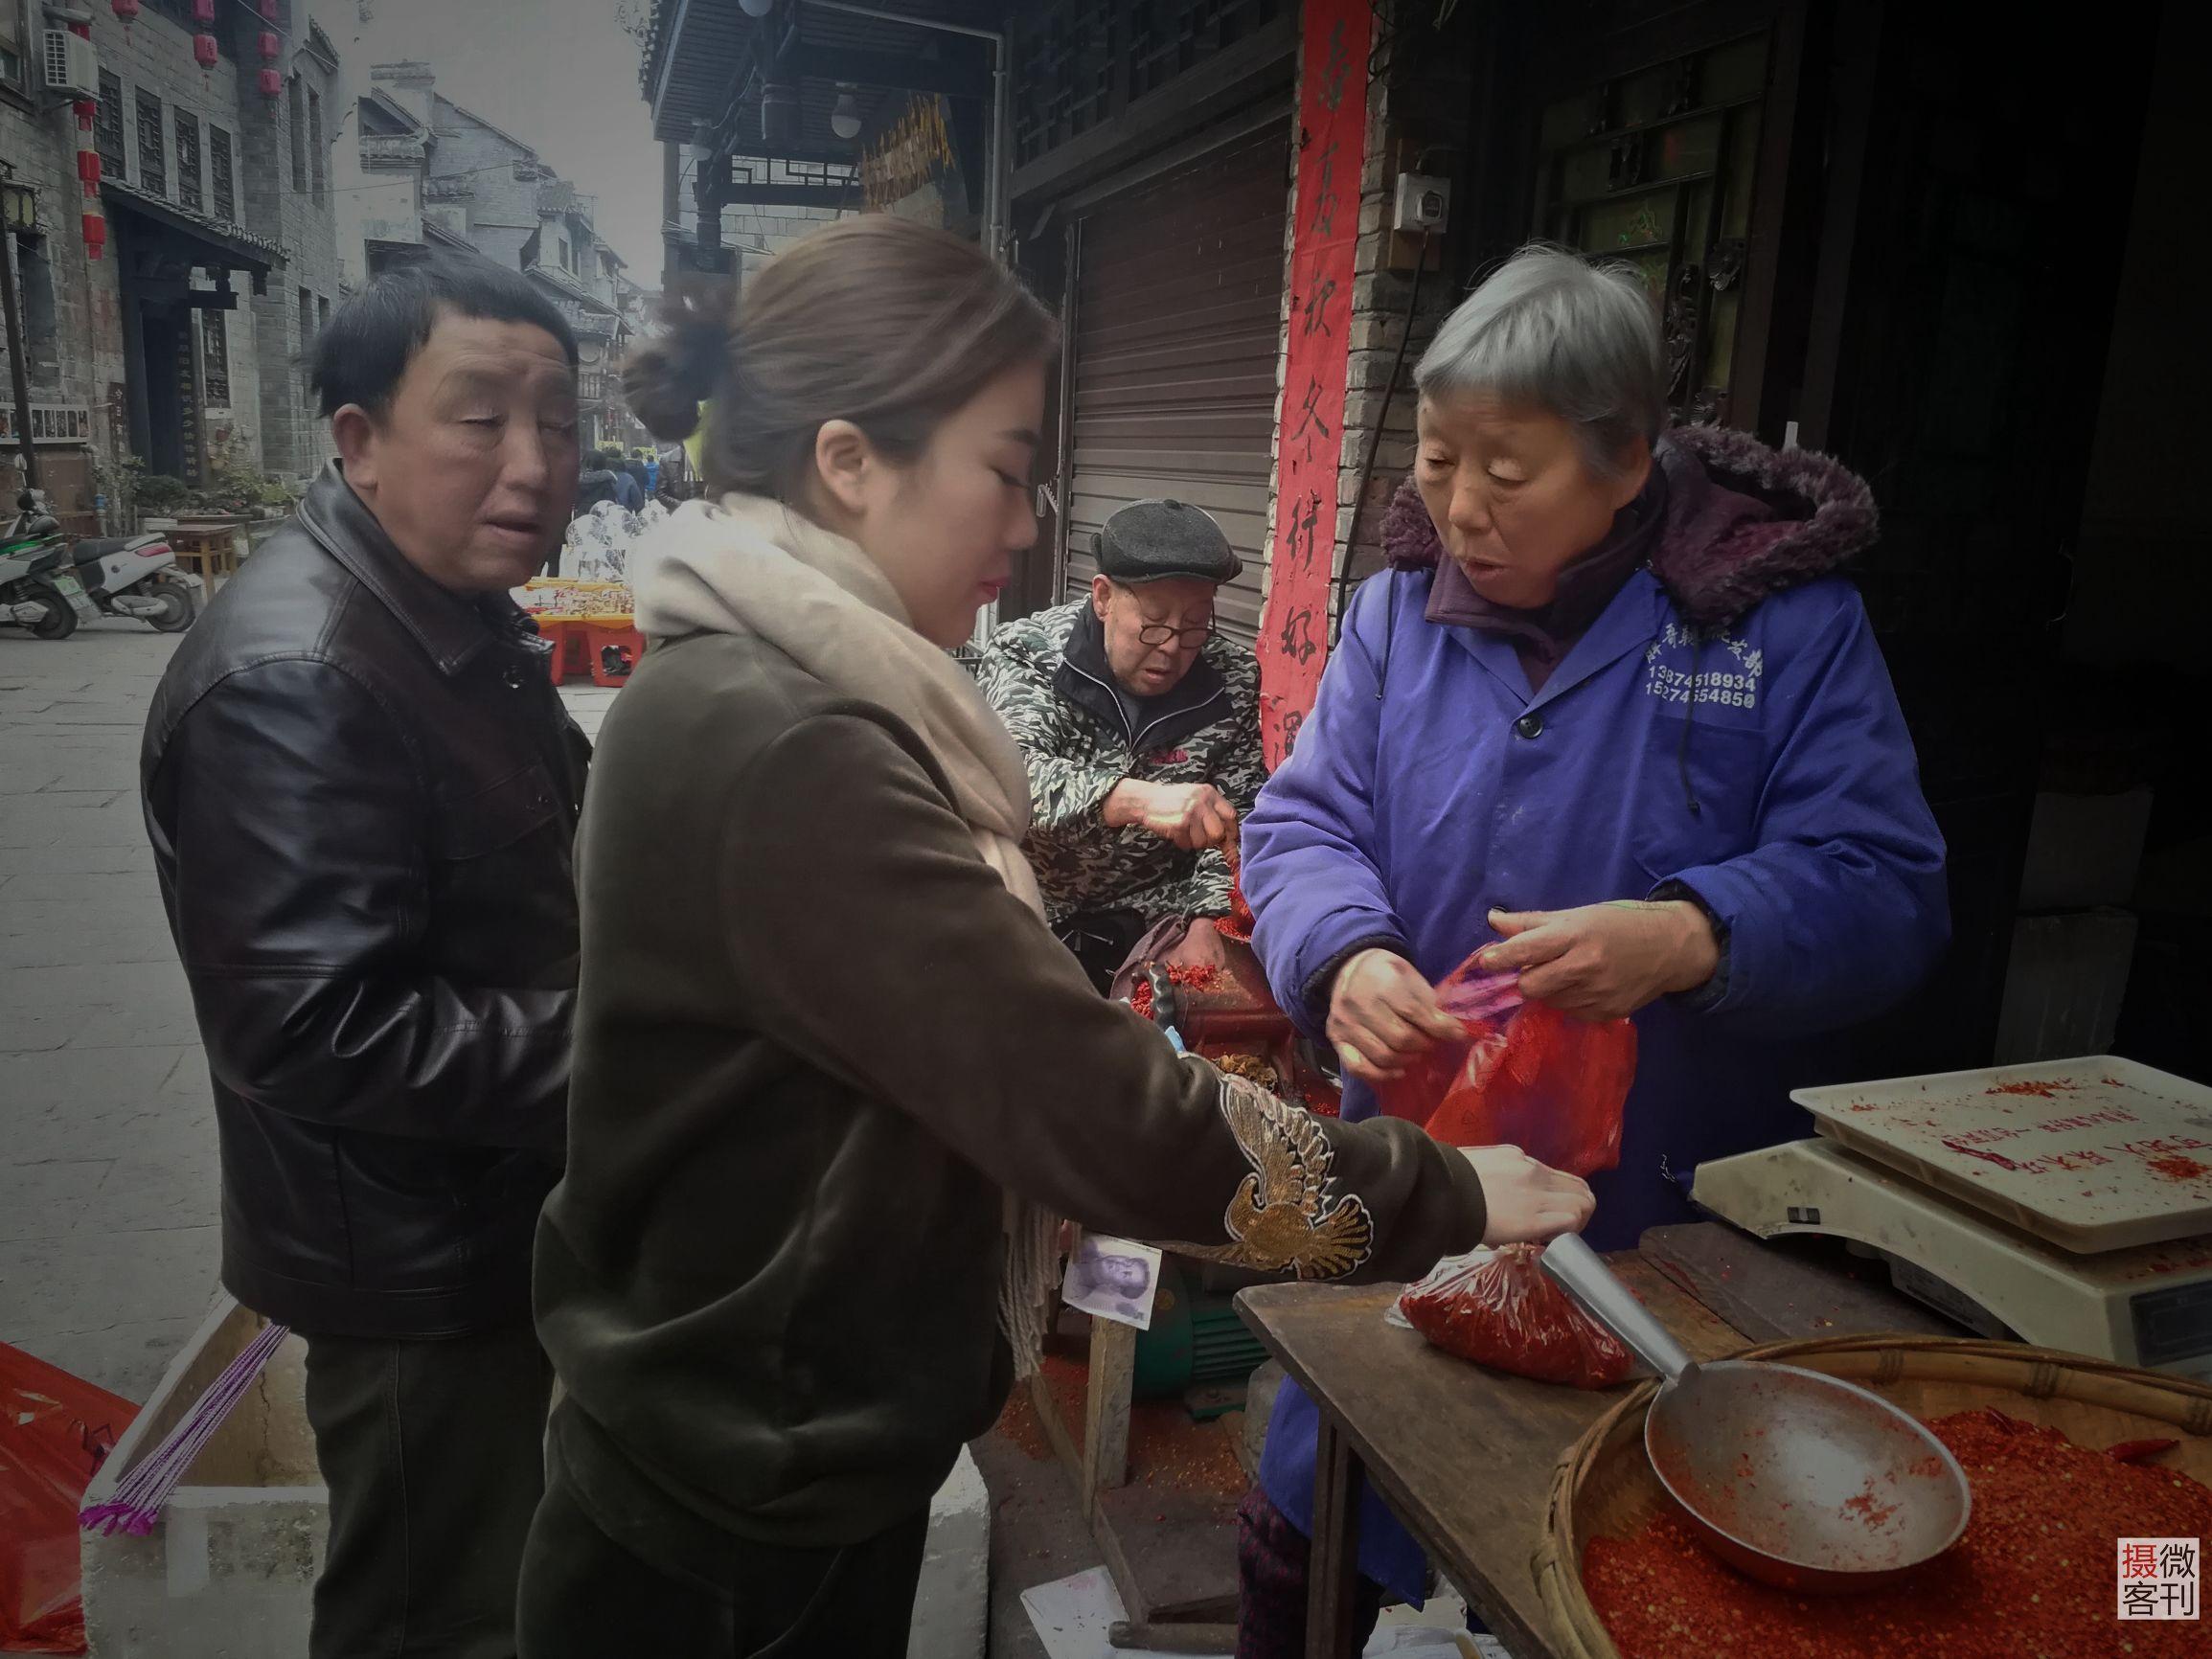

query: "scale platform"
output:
1693 1057 2212 1382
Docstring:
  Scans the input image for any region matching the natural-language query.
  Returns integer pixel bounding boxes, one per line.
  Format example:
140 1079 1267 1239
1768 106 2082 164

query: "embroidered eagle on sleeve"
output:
1172 1072 1375 1280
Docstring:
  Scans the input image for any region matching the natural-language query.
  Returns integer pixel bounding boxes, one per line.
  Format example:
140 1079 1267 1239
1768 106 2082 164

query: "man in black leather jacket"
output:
142 253 588 1659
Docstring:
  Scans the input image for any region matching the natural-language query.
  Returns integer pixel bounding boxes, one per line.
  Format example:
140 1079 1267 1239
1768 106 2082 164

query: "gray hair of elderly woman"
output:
1413 245 1666 477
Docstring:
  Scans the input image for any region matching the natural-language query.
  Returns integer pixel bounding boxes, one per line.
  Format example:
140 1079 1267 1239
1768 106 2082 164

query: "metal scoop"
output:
1541 1234 1972 1592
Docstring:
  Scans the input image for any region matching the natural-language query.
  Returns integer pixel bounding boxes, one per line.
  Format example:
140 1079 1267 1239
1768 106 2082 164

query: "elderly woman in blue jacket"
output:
1232 246 1950 1654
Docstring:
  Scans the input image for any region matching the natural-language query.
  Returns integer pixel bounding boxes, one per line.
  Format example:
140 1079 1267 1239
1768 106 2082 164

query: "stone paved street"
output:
0 622 618 1404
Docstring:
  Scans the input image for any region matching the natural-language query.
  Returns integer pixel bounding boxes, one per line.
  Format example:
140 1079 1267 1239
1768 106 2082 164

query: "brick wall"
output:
0 87 125 518
1336 3 1476 591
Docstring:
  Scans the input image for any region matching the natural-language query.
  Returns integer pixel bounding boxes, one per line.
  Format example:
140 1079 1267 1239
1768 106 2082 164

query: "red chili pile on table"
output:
1125 963 1224 1022
1586 1406 2212 1658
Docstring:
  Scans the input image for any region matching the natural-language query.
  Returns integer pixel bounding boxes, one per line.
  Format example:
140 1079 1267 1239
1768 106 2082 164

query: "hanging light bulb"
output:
831 84 862 141
738 0 774 16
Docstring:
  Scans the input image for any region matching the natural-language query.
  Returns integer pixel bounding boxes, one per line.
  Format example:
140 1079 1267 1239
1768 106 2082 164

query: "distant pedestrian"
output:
624 456 651 508
142 252 589 1659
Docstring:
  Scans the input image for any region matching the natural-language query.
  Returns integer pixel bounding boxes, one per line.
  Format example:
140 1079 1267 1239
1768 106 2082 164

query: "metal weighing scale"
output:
1693 1056 2212 1383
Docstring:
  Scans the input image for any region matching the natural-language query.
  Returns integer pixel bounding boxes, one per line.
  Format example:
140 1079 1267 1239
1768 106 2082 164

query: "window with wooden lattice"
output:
136 90 167 199
210 125 236 222
96 71 127 182
1010 0 1288 170
175 110 203 214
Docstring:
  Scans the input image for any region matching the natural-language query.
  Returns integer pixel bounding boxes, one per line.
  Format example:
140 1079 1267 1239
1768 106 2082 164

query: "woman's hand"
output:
1476 900 1719 1021
1462 1145 1596 1246
1327 948 1464 1083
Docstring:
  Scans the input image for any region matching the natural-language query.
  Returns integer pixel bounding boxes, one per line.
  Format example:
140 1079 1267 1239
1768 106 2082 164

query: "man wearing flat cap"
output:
978 498 1266 989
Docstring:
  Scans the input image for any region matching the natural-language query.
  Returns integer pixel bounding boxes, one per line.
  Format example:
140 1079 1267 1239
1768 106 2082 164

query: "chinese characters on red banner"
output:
1255 0 1371 768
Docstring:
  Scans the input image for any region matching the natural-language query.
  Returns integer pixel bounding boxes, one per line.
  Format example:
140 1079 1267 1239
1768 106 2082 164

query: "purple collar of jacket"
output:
1380 422 1880 634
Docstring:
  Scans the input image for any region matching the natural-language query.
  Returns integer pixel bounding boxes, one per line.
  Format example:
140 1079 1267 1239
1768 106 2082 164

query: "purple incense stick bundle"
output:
79 1322 291 1537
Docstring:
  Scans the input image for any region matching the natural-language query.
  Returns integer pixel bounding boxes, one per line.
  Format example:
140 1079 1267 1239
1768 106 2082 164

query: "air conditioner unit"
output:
41 29 99 102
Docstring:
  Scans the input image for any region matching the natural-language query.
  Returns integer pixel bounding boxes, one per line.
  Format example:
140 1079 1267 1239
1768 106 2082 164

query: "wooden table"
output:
1236 1226 1959 1659
167 519 247 584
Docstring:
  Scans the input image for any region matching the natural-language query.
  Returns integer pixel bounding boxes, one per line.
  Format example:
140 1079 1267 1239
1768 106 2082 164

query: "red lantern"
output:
74 98 97 132
194 33 218 70
194 0 216 19
82 212 106 260
260 0 278 15
259 31 279 60
259 66 282 97
77 151 102 193
111 0 140 23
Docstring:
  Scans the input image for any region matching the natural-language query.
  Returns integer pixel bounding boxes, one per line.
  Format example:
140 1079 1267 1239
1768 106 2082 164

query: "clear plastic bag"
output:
1393 1244 1634 1389
0 1341 135 1653
1374 956 1634 1177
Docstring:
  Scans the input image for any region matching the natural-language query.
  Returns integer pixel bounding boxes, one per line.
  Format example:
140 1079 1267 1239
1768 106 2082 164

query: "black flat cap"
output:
1095 498 1243 585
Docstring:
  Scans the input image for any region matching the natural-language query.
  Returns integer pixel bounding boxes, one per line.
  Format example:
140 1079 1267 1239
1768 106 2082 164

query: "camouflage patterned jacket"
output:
977 600 1266 927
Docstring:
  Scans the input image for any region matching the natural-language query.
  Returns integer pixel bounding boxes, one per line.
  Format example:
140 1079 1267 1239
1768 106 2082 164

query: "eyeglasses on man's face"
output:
1134 619 1217 650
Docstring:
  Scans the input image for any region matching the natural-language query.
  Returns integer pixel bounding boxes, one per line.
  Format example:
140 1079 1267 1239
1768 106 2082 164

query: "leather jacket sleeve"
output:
157 657 571 1154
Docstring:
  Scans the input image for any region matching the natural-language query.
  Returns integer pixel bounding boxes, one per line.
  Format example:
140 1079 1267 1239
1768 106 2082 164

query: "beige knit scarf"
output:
631 493 1060 1375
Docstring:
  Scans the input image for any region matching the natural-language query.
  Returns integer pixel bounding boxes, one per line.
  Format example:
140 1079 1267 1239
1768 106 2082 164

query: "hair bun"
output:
623 279 736 443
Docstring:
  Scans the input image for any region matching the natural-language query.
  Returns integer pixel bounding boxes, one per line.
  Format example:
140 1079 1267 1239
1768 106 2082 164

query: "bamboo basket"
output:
1533 1335 2212 1659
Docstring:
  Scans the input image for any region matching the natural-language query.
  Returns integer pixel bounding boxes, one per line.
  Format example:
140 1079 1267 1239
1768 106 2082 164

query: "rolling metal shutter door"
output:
1063 126 1289 642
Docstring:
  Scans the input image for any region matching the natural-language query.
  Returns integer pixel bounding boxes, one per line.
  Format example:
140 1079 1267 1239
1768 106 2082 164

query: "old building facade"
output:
2 0 345 529
344 60 646 454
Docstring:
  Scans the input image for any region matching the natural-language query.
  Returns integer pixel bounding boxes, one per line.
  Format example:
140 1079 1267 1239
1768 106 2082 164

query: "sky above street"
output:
333 0 663 283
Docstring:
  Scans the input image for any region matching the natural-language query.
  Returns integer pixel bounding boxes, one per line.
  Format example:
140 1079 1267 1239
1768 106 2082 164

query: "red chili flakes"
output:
992 1385 1055 1462
1217 842 1257 943
2146 1154 2211 1182
1840 1486 1901 1530
1585 1407 2212 1658
1126 963 1226 1022
1985 1079 2083 1100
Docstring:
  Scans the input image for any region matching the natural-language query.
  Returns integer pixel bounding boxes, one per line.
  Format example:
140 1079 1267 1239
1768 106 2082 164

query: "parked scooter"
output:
0 491 94 640
0 490 201 636
69 525 202 631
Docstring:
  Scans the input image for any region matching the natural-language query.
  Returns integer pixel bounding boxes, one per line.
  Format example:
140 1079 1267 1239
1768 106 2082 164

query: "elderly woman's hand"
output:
1328 947 1465 1083
1476 900 1719 1021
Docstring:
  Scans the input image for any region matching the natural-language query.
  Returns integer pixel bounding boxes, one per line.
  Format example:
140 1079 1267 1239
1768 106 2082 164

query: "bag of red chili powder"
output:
1375 956 1633 1178
1395 1244 1635 1389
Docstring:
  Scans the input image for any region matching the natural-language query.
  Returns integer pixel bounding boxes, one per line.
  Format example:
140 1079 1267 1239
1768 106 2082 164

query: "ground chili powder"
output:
1585 1406 2212 1658
2146 1154 2211 1182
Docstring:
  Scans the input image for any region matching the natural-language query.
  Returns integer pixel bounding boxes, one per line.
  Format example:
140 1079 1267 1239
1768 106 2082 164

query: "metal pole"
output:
990 38 1010 265
0 220 38 491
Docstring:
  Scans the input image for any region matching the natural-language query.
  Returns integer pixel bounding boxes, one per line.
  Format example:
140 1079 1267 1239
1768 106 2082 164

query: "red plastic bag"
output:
1397 1244 1634 1389
1375 955 1634 1177
0 1341 136 1654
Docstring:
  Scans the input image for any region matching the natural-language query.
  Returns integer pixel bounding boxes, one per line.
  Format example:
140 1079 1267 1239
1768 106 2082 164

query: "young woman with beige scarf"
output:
519 216 1594 1658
